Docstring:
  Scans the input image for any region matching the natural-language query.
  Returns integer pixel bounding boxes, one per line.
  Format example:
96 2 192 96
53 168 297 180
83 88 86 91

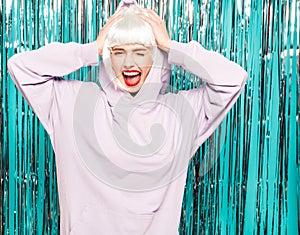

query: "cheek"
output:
144 56 153 66
110 57 123 72
140 57 153 72
141 66 152 79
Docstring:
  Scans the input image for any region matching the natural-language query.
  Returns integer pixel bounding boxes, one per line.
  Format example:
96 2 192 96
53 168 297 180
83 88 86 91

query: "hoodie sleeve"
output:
168 40 248 152
7 41 99 134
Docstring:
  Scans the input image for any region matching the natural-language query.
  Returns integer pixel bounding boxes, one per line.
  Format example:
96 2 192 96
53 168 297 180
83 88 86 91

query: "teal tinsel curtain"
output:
0 0 299 234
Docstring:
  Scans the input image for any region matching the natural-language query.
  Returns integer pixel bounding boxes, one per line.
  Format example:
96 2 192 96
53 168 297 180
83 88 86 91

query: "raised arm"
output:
7 11 123 134
7 42 99 133
169 40 248 150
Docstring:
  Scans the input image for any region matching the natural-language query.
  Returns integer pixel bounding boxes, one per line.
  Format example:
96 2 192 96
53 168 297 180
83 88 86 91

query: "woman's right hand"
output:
96 10 124 56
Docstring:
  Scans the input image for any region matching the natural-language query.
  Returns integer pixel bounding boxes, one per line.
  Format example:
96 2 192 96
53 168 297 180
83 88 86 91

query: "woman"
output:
8 1 247 234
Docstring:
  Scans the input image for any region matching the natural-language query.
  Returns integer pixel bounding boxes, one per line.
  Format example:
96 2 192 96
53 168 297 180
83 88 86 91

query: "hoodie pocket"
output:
69 202 154 235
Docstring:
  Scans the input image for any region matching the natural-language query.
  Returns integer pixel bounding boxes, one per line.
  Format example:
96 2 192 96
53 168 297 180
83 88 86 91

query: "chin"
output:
127 84 142 94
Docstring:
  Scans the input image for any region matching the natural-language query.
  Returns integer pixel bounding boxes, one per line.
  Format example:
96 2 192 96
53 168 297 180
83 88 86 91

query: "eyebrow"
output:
111 48 148 52
132 48 148 52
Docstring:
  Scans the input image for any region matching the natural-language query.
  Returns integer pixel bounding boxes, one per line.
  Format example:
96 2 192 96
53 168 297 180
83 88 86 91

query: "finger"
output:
104 14 124 28
105 9 124 25
144 9 163 22
111 6 125 16
108 13 124 23
141 13 167 33
137 13 156 26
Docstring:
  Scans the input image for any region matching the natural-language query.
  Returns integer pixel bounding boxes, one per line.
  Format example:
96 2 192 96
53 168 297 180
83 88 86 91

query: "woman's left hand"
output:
138 9 172 53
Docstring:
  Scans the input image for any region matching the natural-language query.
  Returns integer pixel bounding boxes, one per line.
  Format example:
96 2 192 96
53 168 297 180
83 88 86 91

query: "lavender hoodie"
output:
7 40 247 234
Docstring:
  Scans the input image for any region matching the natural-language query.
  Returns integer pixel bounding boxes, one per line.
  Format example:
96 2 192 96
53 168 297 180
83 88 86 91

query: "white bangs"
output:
106 7 156 47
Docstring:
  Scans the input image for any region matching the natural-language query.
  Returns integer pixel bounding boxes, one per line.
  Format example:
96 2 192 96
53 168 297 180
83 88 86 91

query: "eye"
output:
136 53 145 57
112 51 124 56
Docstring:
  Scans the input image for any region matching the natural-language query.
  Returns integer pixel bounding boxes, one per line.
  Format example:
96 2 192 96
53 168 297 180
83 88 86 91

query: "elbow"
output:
231 66 248 89
227 70 248 97
7 54 25 86
7 54 20 74
231 70 248 100
7 58 15 77
239 70 248 89
7 56 14 73
7 53 27 78
229 62 248 88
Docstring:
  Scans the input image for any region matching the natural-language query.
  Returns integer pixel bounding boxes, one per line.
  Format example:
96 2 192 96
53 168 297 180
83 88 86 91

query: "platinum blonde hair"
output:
102 5 157 90
106 6 156 48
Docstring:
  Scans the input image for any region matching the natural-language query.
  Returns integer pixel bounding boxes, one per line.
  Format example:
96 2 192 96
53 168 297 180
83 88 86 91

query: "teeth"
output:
123 71 140 77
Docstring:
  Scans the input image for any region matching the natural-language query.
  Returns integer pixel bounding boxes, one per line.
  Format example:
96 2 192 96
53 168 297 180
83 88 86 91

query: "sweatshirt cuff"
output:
81 41 99 66
168 41 188 65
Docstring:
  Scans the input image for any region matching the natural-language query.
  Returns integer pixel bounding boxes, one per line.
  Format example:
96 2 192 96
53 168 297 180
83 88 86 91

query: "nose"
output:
123 53 135 69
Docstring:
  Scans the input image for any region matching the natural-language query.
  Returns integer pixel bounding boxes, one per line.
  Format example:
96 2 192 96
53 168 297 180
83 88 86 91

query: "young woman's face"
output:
110 44 153 94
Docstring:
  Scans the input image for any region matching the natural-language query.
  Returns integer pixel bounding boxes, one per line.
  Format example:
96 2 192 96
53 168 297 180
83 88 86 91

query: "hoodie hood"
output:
98 2 171 107
99 41 171 107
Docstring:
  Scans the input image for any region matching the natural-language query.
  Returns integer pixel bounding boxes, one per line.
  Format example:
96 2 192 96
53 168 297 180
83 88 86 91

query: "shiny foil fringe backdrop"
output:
0 0 299 234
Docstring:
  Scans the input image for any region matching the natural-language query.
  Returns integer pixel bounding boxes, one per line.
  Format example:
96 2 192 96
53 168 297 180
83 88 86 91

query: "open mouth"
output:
122 70 142 87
